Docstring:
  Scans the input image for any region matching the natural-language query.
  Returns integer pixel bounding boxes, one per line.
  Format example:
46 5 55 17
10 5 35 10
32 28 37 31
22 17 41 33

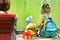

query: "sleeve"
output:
37 15 45 28
30 23 37 28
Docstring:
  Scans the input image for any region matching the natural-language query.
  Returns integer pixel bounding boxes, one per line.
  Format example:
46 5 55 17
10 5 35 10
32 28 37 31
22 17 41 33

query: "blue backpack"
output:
41 14 57 37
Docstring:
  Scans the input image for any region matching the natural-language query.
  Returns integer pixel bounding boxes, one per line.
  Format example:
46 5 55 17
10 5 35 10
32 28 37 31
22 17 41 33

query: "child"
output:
37 4 52 37
22 16 38 39
38 4 51 28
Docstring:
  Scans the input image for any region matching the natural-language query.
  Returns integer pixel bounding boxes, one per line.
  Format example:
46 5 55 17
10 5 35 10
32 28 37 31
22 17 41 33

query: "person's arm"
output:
25 23 37 29
25 25 30 32
37 15 46 28
30 23 37 28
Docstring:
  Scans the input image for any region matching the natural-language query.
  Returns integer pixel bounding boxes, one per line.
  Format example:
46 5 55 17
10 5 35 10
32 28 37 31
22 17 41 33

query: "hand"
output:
25 30 27 32
26 26 30 29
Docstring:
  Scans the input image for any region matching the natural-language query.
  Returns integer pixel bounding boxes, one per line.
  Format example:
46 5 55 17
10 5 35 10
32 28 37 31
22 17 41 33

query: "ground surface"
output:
16 34 60 40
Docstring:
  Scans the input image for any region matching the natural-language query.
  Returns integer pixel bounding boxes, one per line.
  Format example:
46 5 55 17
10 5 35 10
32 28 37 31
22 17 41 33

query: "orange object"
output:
22 31 32 39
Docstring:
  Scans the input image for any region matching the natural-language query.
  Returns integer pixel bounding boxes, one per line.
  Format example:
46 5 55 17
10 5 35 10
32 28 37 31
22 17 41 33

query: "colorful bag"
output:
43 14 57 37
39 13 57 37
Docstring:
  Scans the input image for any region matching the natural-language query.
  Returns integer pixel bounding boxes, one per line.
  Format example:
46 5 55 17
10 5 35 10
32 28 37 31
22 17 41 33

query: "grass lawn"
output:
9 0 60 30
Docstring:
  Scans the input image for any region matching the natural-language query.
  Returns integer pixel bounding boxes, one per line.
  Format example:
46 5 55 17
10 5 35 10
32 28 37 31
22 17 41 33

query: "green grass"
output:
9 0 60 30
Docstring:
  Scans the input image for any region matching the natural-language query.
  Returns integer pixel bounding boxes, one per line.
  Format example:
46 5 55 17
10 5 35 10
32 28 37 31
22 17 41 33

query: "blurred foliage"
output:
9 0 60 30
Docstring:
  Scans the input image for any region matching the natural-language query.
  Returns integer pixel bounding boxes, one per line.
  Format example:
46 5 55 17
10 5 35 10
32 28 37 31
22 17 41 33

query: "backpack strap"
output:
43 13 52 19
43 13 49 30
43 13 49 20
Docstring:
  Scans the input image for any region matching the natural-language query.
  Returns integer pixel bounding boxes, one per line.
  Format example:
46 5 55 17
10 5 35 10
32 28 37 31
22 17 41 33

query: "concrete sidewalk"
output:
16 34 60 40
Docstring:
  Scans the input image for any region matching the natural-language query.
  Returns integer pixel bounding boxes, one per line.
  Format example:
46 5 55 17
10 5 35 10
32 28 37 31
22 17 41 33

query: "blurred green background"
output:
9 0 60 30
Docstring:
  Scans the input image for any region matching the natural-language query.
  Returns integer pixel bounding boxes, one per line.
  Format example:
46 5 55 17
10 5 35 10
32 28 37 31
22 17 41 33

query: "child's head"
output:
41 8 45 14
26 16 32 23
41 4 50 14
44 4 50 13
0 0 10 12
41 4 46 14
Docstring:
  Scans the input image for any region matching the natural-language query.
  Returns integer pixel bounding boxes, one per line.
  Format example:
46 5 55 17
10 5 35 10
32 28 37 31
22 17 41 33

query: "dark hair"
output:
0 0 10 11
42 4 45 9
41 4 46 14
41 4 50 14
42 4 50 10
42 4 50 9
45 4 50 9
